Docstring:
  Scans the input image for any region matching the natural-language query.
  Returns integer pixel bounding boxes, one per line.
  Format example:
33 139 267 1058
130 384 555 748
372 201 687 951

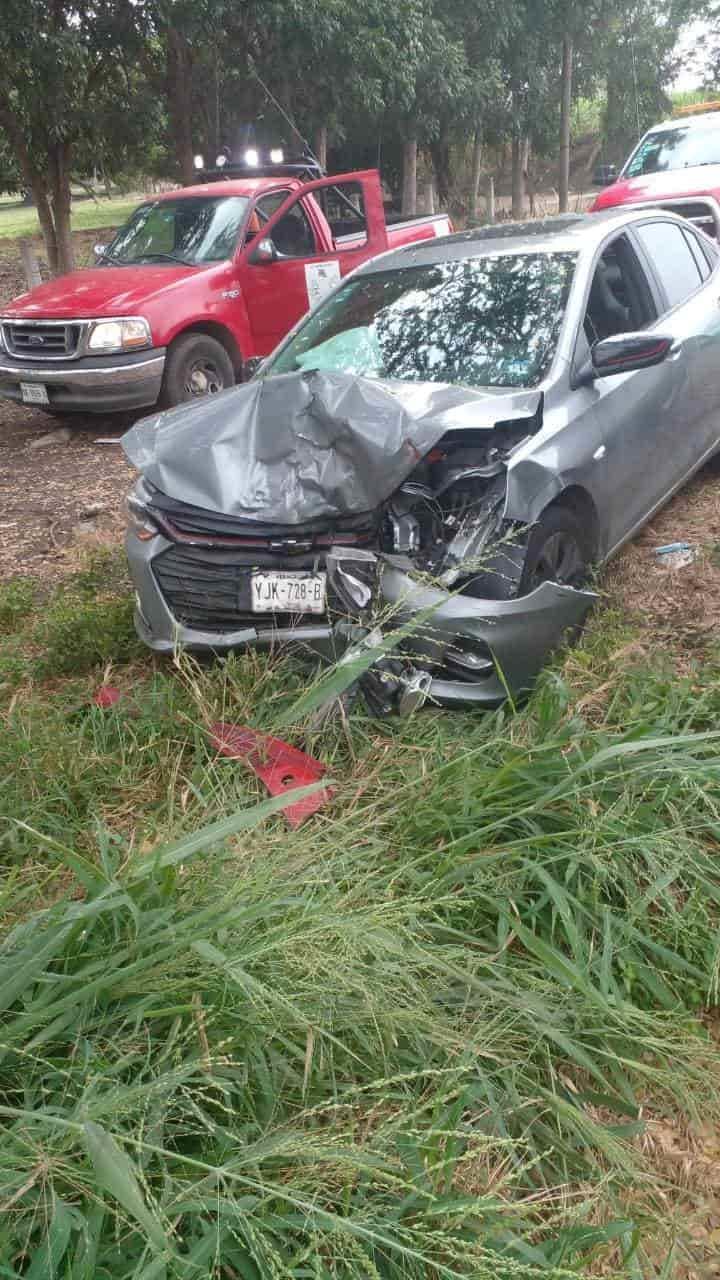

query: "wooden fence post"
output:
19 239 42 289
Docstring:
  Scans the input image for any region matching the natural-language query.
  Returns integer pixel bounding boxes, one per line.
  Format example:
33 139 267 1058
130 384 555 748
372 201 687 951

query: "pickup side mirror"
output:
250 237 278 265
592 164 618 187
94 243 108 258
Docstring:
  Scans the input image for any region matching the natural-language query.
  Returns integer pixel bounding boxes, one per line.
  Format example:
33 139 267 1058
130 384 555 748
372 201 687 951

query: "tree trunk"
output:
511 87 526 220
166 27 194 185
559 34 573 213
469 129 482 224
401 138 417 216
48 141 75 274
33 184 59 275
429 133 451 206
314 125 328 170
485 174 495 223
511 133 527 219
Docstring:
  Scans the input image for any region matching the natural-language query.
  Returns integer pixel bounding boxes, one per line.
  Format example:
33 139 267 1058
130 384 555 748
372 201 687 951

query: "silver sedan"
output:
124 207 720 711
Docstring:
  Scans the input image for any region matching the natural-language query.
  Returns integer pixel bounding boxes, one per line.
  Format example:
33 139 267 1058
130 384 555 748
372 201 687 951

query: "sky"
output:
673 20 713 92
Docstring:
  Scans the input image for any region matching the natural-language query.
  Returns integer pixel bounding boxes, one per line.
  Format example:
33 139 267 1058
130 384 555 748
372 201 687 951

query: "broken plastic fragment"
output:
209 723 334 827
93 685 122 708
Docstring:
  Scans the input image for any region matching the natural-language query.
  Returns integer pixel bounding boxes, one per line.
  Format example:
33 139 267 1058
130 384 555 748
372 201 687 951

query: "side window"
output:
683 227 713 281
635 221 702 309
265 199 317 259
583 234 655 346
243 190 290 244
317 182 368 250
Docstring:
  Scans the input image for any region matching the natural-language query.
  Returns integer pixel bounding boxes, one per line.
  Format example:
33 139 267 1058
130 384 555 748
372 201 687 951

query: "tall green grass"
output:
2 565 720 1275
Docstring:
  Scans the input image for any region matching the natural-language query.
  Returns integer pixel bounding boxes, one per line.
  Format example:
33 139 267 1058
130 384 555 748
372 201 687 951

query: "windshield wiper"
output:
96 250 121 265
137 252 191 265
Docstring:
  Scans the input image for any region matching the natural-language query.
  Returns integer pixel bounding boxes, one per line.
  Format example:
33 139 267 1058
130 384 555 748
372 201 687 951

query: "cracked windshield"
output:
106 195 250 264
271 252 576 388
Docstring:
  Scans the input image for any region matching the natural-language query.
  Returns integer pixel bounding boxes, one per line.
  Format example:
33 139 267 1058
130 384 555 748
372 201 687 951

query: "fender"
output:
504 458 569 526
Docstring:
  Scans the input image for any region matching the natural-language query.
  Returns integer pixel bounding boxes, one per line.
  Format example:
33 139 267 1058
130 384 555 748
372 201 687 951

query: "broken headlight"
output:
326 547 378 615
126 492 159 541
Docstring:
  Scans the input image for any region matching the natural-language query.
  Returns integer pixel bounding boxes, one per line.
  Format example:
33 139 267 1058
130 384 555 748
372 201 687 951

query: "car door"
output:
633 217 720 465
237 172 389 356
575 229 692 553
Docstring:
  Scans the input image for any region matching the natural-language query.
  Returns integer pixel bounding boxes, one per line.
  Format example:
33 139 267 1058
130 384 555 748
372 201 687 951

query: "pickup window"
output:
252 192 317 258
318 182 368 248
108 195 250 265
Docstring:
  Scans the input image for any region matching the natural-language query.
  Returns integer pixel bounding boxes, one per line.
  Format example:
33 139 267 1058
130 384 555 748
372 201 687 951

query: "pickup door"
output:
238 170 389 356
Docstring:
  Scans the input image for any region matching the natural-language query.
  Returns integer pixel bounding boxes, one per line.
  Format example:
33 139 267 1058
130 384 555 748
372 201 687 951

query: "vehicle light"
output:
245 148 259 166
215 154 227 167
88 317 151 353
270 148 284 164
127 494 159 541
193 153 204 170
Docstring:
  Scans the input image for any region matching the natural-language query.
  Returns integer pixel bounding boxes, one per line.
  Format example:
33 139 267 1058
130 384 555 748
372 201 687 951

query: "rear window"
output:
268 252 577 390
635 221 702 308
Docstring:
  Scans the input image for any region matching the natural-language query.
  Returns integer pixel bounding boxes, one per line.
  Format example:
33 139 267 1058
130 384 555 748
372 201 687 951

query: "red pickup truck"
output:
591 102 720 239
0 167 451 415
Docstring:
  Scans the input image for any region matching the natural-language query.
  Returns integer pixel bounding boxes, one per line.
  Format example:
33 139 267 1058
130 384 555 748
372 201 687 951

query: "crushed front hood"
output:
122 370 541 525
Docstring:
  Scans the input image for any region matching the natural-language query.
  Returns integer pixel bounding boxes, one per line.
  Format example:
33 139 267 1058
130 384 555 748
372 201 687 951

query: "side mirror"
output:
250 237 277 265
592 164 618 187
94 243 107 258
592 332 674 379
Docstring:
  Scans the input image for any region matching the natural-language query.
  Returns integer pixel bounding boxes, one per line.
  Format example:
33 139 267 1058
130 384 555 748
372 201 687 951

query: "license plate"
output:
20 382 49 405
251 571 326 614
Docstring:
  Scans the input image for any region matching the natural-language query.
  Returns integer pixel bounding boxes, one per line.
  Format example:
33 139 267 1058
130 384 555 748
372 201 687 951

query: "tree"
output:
0 1 143 274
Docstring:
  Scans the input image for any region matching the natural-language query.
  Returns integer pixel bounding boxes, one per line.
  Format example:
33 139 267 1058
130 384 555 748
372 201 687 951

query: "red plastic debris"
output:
210 722 333 827
93 685 122 709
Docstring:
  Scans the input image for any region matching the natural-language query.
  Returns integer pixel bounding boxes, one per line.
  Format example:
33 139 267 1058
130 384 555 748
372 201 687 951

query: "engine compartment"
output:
381 421 537 597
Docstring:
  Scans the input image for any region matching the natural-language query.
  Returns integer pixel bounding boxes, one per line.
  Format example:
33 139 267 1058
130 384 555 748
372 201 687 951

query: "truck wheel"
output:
159 333 235 408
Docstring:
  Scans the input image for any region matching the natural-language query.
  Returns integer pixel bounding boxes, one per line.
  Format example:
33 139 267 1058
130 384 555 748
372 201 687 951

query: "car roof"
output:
358 207 690 274
646 111 720 133
153 177 301 200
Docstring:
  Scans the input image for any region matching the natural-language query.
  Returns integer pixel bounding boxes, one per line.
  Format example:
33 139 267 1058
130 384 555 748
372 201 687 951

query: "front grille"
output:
153 543 345 632
2 321 83 359
147 489 378 547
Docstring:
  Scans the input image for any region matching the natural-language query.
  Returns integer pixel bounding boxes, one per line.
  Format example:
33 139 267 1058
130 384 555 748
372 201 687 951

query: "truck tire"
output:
159 333 236 408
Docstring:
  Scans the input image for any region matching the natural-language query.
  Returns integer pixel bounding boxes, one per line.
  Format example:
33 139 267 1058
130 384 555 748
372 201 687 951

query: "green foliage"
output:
0 577 36 631
2 576 720 1272
0 550 140 686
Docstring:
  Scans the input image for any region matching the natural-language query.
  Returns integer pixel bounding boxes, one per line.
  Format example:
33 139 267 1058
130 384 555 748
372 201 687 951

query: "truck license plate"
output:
20 382 49 405
251 571 326 614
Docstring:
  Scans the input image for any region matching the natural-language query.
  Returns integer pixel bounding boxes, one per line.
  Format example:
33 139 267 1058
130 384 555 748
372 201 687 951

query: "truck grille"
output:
153 543 344 632
1 321 83 359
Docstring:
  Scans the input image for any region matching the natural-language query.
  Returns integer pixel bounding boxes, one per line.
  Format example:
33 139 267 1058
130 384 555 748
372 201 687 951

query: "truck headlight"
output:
88 317 151 353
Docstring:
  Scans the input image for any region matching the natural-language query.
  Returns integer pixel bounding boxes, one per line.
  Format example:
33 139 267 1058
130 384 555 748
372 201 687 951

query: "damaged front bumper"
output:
128 531 597 710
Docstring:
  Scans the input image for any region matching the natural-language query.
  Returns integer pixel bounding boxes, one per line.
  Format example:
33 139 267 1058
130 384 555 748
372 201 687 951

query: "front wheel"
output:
159 333 236 408
517 505 593 595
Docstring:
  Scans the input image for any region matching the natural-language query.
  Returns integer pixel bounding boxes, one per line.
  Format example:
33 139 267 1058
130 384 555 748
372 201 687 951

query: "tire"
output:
159 333 236 408
461 502 593 602
516 504 594 596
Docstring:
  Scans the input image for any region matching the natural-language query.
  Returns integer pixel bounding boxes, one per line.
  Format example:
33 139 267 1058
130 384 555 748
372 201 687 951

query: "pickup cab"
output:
0 167 451 415
591 102 720 239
